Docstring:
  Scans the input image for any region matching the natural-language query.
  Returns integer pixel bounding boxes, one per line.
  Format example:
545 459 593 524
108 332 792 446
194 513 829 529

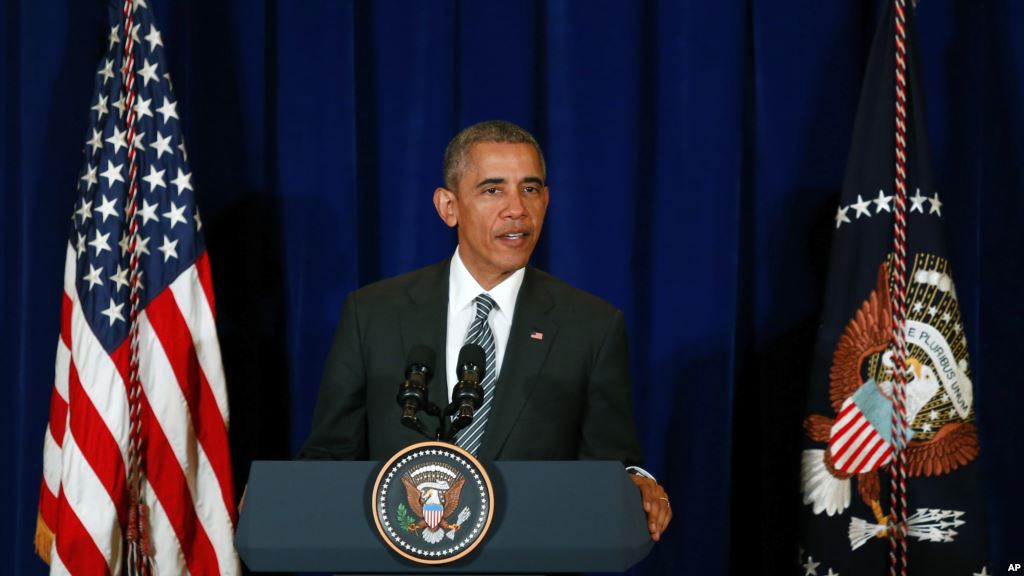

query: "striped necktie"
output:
456 294 497 456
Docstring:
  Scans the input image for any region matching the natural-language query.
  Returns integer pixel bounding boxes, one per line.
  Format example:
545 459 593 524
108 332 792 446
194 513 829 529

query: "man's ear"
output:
433 187 458 228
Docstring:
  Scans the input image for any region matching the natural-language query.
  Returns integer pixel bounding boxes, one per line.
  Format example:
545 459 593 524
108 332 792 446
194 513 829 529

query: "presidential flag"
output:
35 1 239 573
797 2 989 574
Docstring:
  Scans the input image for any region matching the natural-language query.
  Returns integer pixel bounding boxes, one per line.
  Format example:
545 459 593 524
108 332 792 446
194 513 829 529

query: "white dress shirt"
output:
445 246 525 400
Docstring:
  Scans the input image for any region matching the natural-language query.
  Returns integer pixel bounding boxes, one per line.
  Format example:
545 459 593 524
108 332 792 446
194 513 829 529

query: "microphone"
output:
450 343 486 431
397 346 435 432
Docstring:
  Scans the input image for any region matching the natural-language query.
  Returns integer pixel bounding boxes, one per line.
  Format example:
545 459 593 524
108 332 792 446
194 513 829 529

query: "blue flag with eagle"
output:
797 4 990 575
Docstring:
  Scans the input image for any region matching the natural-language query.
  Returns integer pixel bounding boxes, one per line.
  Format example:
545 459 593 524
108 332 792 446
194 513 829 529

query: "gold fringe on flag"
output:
34 512 53 566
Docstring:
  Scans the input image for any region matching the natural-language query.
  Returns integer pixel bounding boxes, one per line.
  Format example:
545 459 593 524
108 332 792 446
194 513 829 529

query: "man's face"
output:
433 142 549 289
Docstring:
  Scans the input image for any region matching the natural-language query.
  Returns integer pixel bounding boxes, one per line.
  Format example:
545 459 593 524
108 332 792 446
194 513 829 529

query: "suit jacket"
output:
298 259 643 466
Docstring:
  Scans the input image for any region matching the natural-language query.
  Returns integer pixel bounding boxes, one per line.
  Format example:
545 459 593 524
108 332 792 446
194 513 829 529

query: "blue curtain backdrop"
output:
2 0 1021 573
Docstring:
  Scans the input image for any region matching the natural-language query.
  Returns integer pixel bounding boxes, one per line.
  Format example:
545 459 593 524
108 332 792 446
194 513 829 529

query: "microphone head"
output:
405 345 435 378
456 343 486 380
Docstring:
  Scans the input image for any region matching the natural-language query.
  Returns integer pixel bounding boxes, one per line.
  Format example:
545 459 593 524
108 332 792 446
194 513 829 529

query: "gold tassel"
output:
34 512 54 566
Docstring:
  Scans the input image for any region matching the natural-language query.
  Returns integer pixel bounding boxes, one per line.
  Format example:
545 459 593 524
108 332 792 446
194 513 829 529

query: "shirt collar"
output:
449 246 525 323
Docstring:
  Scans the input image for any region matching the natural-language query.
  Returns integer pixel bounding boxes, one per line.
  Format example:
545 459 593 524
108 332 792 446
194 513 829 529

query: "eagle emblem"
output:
801 258 979 548
398 464 470 544
372 441 493 564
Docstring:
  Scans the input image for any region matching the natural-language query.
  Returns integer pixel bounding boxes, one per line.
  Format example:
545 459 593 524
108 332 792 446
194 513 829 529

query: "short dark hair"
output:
442 120 546 190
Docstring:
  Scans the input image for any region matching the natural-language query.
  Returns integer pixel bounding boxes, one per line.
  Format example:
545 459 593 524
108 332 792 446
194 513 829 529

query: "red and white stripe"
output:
39 246 239 575
828 400 894 475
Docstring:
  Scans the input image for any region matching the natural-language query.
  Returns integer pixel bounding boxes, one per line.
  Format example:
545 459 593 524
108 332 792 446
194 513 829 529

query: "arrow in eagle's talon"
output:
870 499 888 526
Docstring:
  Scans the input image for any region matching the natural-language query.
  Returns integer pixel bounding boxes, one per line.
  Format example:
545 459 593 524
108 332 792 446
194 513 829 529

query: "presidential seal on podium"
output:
371 441 494 564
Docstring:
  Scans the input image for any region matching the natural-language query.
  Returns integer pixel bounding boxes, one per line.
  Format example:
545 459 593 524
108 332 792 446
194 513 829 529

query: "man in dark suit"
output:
299 120 671 541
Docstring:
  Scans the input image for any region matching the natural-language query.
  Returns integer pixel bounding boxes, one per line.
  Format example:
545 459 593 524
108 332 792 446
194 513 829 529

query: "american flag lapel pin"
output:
530 331 544 341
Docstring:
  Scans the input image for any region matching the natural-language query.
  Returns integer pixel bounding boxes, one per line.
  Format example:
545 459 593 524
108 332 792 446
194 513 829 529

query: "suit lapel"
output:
478 268 558 460
400 260 451 422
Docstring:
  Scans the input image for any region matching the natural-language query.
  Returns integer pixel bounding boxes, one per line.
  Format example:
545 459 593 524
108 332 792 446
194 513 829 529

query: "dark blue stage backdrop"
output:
2 1 1021 574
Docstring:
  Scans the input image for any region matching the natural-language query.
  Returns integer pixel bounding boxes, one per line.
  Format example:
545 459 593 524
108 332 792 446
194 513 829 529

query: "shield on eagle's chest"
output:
828 382 898 474
424 502 443 530
829 398 892 474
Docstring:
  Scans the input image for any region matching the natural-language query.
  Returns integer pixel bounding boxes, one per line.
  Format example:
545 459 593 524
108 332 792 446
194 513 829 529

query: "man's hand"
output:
630 475 672 542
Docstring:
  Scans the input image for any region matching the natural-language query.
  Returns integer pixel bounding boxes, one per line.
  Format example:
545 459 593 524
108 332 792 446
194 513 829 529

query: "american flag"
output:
36 1 238 574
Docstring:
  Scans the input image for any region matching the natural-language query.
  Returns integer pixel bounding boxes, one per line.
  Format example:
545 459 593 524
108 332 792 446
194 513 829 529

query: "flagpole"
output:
889 0 911 575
